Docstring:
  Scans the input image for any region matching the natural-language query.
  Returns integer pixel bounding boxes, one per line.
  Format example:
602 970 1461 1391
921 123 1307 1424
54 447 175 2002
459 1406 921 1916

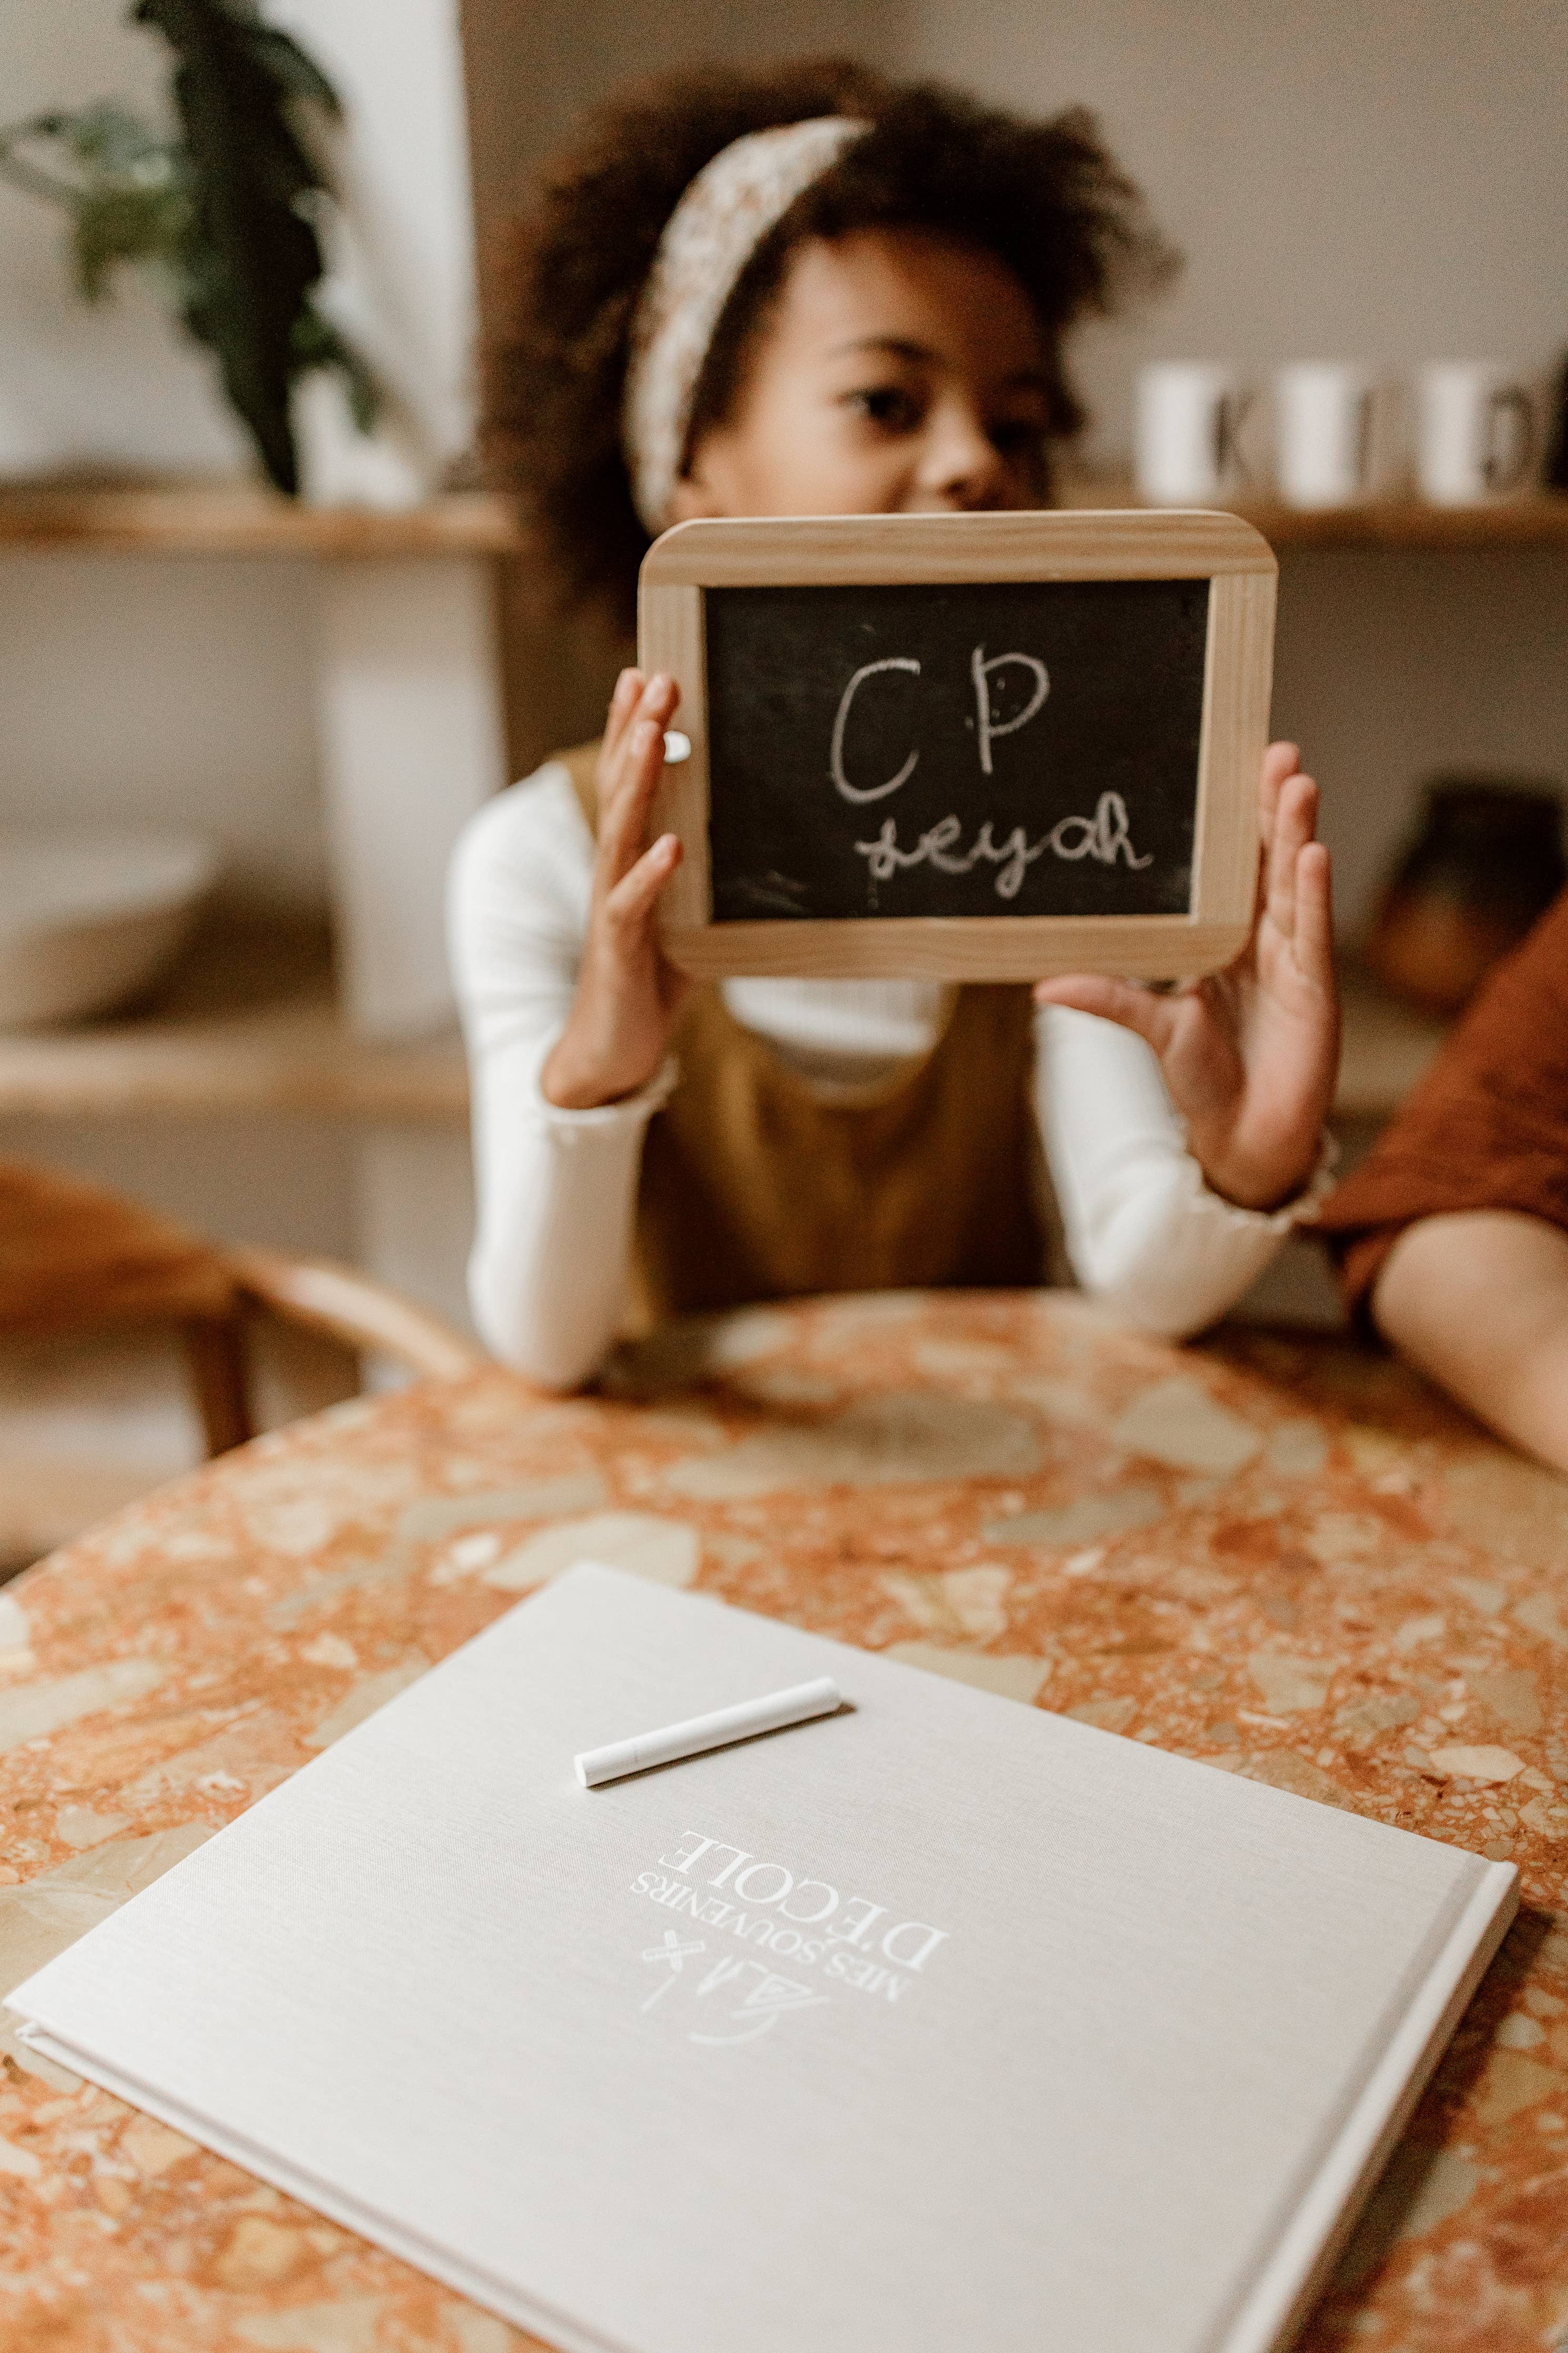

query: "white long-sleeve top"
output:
449 761 1306 1389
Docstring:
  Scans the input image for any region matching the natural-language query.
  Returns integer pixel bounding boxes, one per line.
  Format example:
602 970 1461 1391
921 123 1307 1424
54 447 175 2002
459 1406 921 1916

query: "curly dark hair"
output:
487 58 1176 631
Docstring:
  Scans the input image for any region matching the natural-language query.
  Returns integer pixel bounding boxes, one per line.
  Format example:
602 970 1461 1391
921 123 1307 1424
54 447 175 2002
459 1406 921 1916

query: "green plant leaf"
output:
72 184 188 299
62 102 174 177
4 6 379 496
0 104 183 228
244 27 342 118
292 301 382 430
134 0 345 492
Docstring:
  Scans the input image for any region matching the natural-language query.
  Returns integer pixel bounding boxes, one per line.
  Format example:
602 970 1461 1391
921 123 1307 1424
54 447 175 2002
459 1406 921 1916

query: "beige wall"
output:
1272 547 1568 931
900 0 1565 460
461 0 908 234
0 554 327 904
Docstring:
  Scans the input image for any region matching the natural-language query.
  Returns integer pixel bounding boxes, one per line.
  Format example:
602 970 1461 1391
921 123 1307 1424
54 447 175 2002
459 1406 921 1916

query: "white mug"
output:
1135 363 1253 504
1273 363 1386 509
1417 363 1536 505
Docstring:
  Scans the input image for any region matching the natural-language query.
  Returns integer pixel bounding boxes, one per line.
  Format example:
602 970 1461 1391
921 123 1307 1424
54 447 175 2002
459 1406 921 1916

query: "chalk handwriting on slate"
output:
831 643 1150 900
702 578 1208 924
855 795 1150 901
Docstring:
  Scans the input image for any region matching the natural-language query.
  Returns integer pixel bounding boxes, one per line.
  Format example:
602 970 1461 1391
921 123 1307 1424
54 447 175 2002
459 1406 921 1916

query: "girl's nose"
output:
918 397 1008 510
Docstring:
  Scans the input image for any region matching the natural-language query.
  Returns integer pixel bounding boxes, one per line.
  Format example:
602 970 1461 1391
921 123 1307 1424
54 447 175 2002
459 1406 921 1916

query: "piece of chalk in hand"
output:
574 1675 841 1788
662 729 692 763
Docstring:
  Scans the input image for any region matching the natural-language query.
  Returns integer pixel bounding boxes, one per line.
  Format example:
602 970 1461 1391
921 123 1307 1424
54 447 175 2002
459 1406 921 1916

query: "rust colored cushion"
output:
0 1158 237 1336
1319 888 1568 1322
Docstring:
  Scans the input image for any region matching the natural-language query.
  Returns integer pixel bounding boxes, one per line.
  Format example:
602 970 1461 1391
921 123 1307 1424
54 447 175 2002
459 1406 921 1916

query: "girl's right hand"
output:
541 669 691 1109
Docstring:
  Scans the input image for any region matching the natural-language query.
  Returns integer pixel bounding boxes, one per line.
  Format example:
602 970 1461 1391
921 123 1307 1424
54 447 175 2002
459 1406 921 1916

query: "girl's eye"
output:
846 385 923 433
990 417 1048 460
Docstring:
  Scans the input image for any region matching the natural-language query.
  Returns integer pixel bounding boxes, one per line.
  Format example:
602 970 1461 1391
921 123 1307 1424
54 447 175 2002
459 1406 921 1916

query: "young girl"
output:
451 59 1339 1389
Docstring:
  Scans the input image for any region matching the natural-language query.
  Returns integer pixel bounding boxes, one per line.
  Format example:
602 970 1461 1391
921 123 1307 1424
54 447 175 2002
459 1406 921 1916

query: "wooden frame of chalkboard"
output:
639 509 1277 980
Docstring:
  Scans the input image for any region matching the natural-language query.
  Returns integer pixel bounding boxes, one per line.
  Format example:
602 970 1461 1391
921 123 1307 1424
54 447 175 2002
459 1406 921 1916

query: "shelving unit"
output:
3 479 1540 1139
0 912 466 1123
1057 475 1568 548
0 482 522 557
3 476 1563 557
1217 495 1568 550
0 910 1443 1129
2 481 519 1041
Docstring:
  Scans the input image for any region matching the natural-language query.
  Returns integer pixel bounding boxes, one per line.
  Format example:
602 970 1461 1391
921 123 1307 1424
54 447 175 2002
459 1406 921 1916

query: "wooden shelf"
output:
0 910 468 1121
0 910 1442 1130
1059 476 1568 550
1 478 1561 558
1230 494 1568 550
0 482 524 558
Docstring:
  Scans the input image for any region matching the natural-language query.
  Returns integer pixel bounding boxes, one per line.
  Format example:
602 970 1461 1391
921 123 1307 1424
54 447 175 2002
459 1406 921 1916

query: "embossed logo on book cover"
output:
629 1829 950 2046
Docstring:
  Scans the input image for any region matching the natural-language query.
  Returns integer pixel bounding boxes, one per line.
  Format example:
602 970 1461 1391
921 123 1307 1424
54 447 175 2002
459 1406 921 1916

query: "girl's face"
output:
670 227 1054 523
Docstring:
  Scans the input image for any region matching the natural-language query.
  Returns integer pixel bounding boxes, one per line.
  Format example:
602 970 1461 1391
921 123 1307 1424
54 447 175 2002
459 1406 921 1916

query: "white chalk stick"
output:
574 1675 841 1788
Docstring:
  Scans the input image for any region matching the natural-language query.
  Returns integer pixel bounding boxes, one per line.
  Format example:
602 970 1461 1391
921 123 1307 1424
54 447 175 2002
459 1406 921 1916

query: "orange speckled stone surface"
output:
2 1291 1566 2353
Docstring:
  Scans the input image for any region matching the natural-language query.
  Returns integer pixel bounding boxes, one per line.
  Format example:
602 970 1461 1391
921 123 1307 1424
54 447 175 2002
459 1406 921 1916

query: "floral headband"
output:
622 115 868 536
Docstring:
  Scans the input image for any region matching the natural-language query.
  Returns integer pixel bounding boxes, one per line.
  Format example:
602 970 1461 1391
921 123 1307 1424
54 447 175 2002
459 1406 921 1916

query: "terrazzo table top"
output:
2 1289 1566 2353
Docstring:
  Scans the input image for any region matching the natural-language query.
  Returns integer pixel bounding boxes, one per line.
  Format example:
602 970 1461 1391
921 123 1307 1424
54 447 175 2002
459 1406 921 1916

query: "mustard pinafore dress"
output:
557 743 1063 1329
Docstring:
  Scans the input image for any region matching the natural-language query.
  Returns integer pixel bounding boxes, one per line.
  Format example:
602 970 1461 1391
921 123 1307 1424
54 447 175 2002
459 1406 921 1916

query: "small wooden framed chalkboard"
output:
639 515 1279 983
639 509 1277 980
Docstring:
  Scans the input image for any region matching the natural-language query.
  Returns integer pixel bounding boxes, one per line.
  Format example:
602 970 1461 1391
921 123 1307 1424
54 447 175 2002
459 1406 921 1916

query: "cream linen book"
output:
8 1564 1515 2353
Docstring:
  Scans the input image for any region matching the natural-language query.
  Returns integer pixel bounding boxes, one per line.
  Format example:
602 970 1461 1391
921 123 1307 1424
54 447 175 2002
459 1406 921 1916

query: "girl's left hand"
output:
1035 742 1339 1211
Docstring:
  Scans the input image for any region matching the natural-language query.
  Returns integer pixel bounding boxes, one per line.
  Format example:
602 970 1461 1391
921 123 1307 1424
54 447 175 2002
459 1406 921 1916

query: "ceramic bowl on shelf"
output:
0 830 219 1028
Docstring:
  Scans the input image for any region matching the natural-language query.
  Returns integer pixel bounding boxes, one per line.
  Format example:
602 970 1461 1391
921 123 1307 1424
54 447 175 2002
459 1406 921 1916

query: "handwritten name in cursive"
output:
854 791 1152 901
